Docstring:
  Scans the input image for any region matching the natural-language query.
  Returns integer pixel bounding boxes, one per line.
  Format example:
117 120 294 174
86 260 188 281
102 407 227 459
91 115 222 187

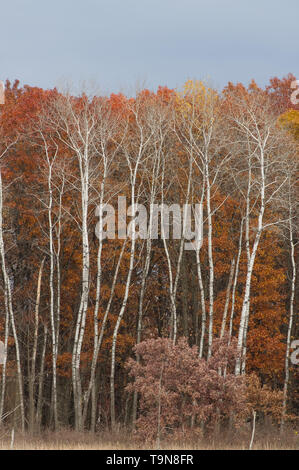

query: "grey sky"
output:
1 0 298 95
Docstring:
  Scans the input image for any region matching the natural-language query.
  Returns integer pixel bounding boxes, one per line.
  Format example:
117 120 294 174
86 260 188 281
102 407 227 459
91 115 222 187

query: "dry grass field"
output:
0 428 298 450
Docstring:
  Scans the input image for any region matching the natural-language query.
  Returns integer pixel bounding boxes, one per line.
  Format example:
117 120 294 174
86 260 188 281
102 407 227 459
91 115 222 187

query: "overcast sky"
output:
1 0 298 95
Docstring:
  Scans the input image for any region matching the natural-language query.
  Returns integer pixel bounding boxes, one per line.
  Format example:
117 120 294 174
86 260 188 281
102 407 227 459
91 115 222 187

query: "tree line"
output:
0 75 298 439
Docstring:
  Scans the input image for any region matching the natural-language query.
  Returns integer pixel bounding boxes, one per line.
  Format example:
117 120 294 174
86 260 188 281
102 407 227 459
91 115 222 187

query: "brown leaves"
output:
126 336 246 442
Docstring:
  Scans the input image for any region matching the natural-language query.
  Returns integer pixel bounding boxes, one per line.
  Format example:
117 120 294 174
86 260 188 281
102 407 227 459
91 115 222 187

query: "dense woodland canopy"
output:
0 74 298 441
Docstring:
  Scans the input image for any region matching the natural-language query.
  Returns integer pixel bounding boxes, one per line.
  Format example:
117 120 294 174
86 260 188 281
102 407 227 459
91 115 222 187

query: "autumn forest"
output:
0 74 298 446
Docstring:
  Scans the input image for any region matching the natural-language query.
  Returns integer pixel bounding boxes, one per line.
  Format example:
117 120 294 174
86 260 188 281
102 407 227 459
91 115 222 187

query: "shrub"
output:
126 335 246 443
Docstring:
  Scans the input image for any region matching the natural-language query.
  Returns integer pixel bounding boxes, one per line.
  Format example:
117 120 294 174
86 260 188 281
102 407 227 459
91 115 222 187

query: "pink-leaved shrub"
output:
126 335 246 443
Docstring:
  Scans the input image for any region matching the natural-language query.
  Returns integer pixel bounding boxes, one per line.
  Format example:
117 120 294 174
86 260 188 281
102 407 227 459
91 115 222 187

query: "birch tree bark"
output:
281 168 298 431
110 98 149 430
0 171 25 431
29 257 45 433
176 82 231 357
82 106 121 430
228 91 291 375
0 290 9 425
46 94 99 430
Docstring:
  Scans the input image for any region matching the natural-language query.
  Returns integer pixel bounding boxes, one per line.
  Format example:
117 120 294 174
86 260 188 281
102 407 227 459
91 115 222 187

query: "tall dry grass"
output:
0 426 298 450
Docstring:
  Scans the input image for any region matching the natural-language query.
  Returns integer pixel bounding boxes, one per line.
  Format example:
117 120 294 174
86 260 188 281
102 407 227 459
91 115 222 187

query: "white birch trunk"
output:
206 164 214 359
36 324 47 430
228 218 244 341
281 205 296 430
0 289 9 424
72 156 90 430
0 171 25 431
235 146 265 375
29 258 45 432
220 258 235 338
